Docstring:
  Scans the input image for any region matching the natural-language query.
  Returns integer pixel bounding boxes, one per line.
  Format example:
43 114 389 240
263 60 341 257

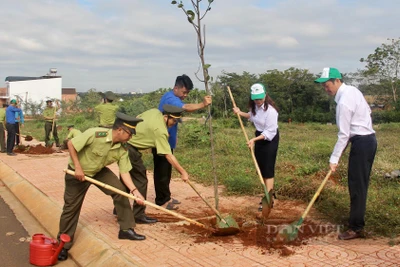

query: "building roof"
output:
5 76 61 82
62 88 76 94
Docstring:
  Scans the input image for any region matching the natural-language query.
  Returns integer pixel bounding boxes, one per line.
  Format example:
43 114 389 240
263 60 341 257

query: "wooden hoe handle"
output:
63 169 213 231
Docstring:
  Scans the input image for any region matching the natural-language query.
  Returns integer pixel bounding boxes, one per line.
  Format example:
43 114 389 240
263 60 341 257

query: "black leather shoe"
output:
135 216 158 224
118 229 146 240
58 248 69 261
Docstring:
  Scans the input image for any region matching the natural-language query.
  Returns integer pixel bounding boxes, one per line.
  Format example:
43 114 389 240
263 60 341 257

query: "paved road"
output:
0 181 77 267
0 194 31 267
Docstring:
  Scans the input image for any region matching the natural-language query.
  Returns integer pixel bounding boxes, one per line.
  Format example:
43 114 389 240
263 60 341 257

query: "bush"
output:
372 110 400 123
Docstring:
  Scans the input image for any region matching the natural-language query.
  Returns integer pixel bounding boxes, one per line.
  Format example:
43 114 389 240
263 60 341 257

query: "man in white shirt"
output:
315 67 377 240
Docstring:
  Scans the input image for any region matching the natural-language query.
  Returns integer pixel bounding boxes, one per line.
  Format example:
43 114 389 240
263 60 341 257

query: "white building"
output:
5 69 62 112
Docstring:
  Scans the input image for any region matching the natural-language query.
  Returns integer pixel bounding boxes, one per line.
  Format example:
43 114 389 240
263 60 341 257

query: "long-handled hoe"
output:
187 180 240 235
63 169 239 236
227 86 271 218
277 170 332 242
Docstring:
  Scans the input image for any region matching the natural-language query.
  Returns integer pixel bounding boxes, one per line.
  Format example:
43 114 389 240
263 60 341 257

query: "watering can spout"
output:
52 234 71 263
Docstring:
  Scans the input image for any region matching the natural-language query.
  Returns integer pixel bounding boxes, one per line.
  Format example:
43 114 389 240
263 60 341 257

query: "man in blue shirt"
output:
15 109 24 145
153 74 212 209
6 99 22 156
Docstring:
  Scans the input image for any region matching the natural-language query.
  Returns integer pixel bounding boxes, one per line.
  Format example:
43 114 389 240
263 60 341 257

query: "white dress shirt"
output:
330 83 375 164
248 103 279 141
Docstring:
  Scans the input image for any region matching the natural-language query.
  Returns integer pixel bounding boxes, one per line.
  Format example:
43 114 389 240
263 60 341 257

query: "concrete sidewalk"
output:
0 144 399 266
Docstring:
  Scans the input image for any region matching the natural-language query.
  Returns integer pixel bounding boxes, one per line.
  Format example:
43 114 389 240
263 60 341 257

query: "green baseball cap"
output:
250 83 266 100
314 67 342 83
10 99 17 104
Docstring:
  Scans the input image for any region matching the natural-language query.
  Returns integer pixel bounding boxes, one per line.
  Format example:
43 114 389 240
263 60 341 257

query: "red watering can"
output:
29 233 71 266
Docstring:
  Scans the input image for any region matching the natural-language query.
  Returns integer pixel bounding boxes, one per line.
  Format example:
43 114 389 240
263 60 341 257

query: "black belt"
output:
349 133 376 143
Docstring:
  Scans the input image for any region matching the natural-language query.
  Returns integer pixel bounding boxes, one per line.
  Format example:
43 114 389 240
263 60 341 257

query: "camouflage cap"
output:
104 91 117 101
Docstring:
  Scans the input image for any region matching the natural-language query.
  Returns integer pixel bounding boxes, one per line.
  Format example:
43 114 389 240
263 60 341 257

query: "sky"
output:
1 0 399 93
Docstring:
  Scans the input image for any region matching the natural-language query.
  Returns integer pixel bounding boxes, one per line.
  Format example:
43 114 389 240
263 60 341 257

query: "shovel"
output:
227 86 271 217
277 170 332 242
16 133 33 141
187 180 240 235
63 169 238 236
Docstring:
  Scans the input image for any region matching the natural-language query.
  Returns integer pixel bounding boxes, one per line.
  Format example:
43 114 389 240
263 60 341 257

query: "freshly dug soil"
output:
149 201 337 257
13 144 55 154
24 135 33 141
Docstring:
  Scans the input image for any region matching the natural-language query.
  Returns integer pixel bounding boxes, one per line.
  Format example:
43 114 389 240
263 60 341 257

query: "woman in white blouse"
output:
233 83 280 210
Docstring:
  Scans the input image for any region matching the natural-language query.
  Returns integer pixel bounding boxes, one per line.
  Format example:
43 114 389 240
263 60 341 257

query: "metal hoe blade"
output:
276 171 332 242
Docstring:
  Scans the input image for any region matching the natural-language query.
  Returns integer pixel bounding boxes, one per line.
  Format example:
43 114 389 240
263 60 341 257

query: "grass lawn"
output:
23 117 400 237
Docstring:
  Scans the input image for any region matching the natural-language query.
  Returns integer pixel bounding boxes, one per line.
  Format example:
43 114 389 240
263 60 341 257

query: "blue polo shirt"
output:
6 106 21 124
158 90 184 149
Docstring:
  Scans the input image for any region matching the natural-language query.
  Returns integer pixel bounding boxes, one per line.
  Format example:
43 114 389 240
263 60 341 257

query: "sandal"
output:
258 190 277 211
166 202 179 210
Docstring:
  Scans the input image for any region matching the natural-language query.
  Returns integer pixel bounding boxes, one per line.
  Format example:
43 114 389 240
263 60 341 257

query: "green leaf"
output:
171 1 177 4
178 3 183 8
187 10 195 21
204 64 211 69
208 0 214 3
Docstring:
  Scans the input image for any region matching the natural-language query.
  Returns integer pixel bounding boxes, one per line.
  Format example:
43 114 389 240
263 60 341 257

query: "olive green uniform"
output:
67 128 82 139
58 128 134 249
95 103 119 127
43 107 60 146
0 108 6 152
63 128 82 147
127 109 171 218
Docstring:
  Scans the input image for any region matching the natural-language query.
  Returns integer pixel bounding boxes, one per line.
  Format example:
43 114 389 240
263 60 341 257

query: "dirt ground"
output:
14 144 55 154
15 143 339 257
144 193 338 257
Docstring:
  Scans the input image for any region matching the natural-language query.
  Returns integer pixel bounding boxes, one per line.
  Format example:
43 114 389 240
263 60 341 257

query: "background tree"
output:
360 37 400 103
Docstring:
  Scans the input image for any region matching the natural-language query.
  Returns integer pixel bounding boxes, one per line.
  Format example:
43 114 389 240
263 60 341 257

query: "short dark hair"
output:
327 77 343 83
113 119 123 130
175 74 193 91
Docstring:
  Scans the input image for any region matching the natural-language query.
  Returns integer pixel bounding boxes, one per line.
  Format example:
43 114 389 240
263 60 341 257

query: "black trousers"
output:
126 144 149 219
45 121 59 146
152 148 173 206
348 133 377 232
6 123 16 154
15 122 20 145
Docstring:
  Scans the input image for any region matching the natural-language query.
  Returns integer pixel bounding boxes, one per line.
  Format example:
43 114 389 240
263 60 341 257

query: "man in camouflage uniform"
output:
95 91 119 127
43 99 60 147
57 113 146 261
61 125 82 149
0 104 7 153
119 105 189 224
